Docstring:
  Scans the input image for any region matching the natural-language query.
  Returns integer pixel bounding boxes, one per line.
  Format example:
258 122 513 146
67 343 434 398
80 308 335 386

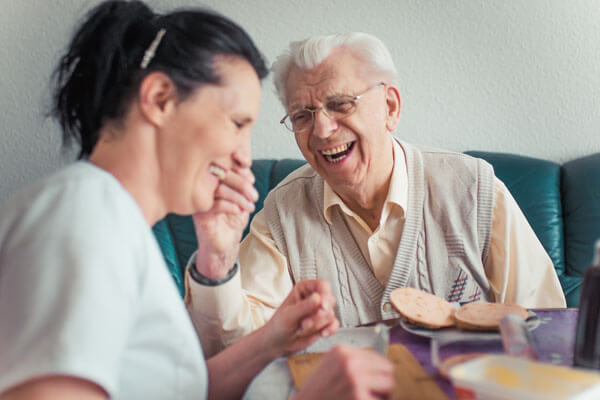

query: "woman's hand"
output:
294 345 395 400
262 280 339 357
192 166 258 279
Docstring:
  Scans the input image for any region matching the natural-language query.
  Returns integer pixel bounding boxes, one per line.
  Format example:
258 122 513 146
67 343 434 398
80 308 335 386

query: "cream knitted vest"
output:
264 140 495 326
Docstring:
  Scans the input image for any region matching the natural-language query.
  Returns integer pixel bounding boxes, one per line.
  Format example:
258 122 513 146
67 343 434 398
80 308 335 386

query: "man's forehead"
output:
285 57 366 108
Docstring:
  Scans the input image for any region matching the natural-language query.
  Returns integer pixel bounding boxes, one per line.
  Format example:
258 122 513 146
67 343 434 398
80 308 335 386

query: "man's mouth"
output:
209 164 226 180
319 141 355 163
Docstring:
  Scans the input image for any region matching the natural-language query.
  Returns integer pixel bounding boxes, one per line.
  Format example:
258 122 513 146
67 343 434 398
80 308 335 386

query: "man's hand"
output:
192 166 258 279
295 345 395 400
262 280 339 357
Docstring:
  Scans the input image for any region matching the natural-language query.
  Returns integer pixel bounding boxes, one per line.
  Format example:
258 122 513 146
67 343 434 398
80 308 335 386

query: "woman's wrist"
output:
258 323 287 360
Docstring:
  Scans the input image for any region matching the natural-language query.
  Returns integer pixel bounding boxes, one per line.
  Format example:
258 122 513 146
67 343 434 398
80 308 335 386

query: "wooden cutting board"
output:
387 344 449 400
287 344 449 400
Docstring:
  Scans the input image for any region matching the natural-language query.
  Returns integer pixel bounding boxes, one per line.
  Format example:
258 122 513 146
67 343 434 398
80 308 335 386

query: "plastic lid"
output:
449 354 600 399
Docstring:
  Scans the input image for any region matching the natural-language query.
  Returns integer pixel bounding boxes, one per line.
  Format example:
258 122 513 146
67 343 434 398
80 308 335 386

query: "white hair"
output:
272 32 398 107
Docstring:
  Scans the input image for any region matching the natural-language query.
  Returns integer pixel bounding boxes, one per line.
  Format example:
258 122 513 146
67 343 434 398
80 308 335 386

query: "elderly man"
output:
186 32 566 356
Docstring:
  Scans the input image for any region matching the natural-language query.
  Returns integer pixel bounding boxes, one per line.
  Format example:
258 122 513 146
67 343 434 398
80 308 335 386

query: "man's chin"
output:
323 172 360 192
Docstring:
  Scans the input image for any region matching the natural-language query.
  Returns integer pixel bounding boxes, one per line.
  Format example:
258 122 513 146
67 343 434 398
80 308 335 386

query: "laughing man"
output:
185 32 566 356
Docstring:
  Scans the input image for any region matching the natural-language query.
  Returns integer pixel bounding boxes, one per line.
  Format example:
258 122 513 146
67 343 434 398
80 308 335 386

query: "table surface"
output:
243 308 578 400
391 308 578 398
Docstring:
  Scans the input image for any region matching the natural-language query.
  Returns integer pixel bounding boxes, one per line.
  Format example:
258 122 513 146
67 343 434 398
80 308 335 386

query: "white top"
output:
0 162 208 399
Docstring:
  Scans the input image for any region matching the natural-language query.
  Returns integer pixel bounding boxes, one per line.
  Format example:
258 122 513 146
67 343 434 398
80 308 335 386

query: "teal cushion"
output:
152 219 184 297
465 151 565 277
562 153 600 306
268 159 307 188
243 159 305 237
151 215 198 297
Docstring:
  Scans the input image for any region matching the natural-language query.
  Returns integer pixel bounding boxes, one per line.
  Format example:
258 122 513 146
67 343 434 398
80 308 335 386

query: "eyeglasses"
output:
280 82 386 134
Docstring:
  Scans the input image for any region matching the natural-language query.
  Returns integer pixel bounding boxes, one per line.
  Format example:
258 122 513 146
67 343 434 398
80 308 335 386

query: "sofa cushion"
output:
465 151 565 283
245 159 306 237
562 153 600 306
152 215 197 297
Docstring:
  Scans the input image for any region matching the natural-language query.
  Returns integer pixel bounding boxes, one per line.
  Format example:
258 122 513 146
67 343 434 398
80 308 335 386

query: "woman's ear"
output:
384 84 401 132
137 72 178 127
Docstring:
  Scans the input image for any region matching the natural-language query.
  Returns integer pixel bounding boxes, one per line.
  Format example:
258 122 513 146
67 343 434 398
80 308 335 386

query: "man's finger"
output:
295 280 333 301
297 307 336 336
286 292 322 329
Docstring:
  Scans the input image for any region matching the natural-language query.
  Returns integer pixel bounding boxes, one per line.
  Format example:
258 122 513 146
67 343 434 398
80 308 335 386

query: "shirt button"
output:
382 302 392 312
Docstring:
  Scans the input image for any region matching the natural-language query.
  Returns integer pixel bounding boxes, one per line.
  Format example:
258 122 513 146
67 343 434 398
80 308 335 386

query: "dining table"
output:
391 308 578 398
243 308 579 400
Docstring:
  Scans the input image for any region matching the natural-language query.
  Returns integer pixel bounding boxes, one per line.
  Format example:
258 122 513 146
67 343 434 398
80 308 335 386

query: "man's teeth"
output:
321 143 351 156
209 165 226 180
320 142 353 163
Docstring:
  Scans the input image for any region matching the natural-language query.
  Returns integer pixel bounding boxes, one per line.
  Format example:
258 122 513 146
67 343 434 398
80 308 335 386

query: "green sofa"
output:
153 152 600 307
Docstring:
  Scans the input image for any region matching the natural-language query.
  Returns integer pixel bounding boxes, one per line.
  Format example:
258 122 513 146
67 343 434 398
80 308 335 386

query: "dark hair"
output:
52 0 268 159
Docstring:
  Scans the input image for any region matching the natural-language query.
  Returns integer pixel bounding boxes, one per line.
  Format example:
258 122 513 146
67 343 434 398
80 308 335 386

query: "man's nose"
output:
311 109 338 139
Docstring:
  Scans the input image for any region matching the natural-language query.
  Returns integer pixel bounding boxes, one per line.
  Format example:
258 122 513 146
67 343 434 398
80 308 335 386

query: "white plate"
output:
243 326 385 400
400 310 540 339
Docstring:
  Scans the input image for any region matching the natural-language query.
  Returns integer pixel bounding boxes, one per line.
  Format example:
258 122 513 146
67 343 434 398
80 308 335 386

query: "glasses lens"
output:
325 97 356 119
289 110 313 132
284 93 362 133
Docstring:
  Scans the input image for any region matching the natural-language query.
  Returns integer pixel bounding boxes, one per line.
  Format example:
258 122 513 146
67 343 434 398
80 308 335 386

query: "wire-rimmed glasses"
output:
280 82 386 134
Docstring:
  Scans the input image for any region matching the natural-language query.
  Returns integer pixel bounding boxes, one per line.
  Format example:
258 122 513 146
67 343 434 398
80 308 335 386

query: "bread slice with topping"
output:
390 287 456 329
454 302 528 331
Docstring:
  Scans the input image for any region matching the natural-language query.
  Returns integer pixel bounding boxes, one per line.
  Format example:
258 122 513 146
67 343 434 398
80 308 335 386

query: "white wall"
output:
1 0 599 204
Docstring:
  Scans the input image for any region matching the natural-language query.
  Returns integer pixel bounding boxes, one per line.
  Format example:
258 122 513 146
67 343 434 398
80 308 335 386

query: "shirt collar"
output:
323 138 408 225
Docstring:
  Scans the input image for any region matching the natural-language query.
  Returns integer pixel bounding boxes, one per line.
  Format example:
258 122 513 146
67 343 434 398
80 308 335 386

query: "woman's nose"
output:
232 141 252 169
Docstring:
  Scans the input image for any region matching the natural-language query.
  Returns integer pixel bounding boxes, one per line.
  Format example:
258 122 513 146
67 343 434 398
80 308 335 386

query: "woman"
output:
0 1 395 399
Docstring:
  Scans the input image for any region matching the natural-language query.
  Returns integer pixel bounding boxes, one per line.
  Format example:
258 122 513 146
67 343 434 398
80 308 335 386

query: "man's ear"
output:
384 84 401 132
137 72 178 127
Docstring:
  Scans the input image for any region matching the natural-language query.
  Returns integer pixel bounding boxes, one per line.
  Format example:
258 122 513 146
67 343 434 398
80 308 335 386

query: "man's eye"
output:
328 100 354 113
291 112 310 123
233 120 244 128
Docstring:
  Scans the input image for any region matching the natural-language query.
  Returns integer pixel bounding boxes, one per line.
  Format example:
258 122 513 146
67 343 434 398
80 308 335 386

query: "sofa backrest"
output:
467 152 600 307
153 153 600 307
561 153 600 305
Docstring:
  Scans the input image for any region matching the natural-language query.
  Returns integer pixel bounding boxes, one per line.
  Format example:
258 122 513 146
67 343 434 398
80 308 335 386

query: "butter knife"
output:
372 323 390 356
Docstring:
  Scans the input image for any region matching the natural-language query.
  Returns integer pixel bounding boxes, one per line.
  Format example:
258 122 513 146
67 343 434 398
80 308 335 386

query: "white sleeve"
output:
0 181 142 396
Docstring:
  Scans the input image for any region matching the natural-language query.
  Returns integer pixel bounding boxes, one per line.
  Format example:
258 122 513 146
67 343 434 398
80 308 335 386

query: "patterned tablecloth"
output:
392 308 578 398
243 308 578 399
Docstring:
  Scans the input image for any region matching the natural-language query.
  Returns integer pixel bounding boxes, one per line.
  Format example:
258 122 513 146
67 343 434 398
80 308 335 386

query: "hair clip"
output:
140 28 166 69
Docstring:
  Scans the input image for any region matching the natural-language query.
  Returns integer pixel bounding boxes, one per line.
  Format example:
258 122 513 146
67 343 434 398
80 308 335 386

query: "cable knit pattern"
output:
264 140 495 326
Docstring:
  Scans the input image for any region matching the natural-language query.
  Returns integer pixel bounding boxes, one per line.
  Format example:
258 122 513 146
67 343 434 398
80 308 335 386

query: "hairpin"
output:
140 28 166 69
